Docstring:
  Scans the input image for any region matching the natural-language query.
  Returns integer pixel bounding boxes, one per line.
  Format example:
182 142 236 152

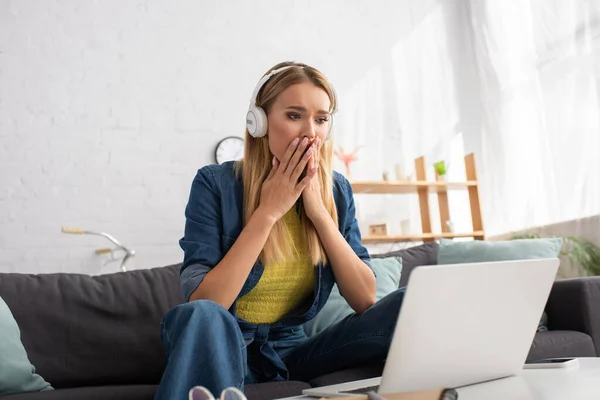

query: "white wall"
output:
0 0 443 274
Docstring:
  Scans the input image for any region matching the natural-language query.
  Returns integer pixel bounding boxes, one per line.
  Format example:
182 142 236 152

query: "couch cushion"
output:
307 363 383 388
437 238 563 265
0 264 184 389
245 381 311 400
371 242 438 287
527 331 596 361
0 385 157 400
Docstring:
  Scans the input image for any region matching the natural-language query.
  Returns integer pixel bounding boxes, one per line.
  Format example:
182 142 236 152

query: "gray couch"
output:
1 242 599 400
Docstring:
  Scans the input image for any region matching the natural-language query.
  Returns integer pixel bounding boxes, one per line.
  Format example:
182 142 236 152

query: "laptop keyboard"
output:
341 385 380 394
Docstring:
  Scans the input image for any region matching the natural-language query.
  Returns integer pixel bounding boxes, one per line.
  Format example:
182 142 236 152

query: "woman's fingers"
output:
278 137 300 175
266 156 278 180
272 136 319 185
290 143 314 182
295 161 318 195
315 137 321 169
284 137 311 176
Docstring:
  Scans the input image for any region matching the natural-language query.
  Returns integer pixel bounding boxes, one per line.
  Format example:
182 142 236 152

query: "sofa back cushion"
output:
0 264 184 388
437 238 563 265
371 242 439 287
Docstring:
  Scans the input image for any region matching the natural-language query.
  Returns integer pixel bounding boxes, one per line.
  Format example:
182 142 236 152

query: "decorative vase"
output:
394 163 407 181
400 220 411 235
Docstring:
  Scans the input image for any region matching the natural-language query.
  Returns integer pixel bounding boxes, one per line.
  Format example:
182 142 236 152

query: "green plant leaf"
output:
509 232 600 276
511 232 542 240
433 161 447 175
564 236 600 275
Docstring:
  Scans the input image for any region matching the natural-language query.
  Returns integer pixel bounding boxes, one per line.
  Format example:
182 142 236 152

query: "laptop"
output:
303 258 560 397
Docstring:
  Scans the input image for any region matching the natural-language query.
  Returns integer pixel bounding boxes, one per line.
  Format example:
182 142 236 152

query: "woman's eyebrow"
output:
285 105 330 114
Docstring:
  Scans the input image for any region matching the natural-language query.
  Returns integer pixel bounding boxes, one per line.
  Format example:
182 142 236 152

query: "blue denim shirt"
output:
179 162 371 383
178 161 372 380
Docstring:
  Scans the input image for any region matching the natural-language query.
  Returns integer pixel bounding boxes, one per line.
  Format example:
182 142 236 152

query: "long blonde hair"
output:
235 61 338 267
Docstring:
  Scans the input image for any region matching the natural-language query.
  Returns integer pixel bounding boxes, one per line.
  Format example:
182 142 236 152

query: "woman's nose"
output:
302 121 317 139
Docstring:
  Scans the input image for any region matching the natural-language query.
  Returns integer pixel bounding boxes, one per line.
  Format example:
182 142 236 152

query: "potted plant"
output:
434 160 448 181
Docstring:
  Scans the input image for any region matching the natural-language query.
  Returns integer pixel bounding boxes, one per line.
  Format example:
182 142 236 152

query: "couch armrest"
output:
545 276 600 356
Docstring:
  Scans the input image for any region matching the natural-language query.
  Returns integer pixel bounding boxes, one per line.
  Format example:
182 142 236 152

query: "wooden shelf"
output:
362 231 486 244
352 153 485 244
351 181 478 194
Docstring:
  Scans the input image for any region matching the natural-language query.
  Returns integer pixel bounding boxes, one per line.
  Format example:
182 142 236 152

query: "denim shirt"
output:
178 160 372 333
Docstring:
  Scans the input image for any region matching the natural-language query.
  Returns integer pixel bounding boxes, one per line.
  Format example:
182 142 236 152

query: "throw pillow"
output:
0 296 52 395
303 257 402 337
437 237 563 331
437 237 563 265
371 242 439 287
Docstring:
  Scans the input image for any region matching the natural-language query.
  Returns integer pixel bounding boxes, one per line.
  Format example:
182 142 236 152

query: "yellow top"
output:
235 209 315 324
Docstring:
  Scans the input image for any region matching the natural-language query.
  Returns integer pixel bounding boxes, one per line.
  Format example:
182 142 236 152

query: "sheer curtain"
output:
335 2 470 252
471 0 600 236
336 0 600 249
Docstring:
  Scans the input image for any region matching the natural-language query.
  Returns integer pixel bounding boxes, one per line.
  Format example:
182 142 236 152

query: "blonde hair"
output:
235 61 338 267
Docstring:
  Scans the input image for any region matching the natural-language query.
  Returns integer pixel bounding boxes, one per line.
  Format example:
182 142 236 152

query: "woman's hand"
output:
258 137 317 222
302 137 328 222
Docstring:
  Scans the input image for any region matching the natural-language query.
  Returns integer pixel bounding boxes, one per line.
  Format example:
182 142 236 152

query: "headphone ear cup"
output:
246 106 268 138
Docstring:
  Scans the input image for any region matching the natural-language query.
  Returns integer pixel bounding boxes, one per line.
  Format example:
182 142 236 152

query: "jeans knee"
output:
185 299 230 315
379 287 405 308
365 288 405 330
163 299 236 332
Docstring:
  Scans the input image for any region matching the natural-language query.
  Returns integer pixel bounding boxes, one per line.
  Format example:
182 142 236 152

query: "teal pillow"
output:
437 238 563 265
303 257 402 337
0 296 52 395
437 237 563 331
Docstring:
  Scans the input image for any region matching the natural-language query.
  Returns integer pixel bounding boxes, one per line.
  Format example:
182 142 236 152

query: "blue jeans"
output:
154 288 405 400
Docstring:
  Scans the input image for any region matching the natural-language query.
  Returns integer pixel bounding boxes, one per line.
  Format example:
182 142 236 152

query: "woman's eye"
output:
287 113 301 121
316 117 330 124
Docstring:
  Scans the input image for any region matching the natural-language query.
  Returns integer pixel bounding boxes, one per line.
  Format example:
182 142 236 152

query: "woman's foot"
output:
189 386 215 400
188 386 247 400
220 387 247 400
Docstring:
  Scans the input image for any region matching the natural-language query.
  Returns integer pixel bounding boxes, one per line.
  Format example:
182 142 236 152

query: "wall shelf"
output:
362 231 486 244
351 181 478 194
351 153 485 244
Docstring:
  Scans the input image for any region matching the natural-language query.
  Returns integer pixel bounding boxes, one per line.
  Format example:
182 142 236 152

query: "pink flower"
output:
334 145 363 176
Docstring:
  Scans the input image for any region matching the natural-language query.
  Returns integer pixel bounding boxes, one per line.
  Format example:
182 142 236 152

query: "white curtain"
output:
337 0 600 247
336 2 473 251
471 0 600 236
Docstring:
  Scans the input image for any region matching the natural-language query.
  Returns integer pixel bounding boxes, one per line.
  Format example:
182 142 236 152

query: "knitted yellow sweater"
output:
235 209 315 324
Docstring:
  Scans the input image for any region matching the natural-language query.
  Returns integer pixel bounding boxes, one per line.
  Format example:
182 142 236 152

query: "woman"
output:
155 61 405 400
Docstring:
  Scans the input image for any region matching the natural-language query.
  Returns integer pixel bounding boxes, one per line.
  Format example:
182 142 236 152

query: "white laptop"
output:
303 258 560 397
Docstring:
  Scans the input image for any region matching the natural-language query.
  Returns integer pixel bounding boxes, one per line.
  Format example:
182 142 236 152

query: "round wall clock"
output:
214 136 244 165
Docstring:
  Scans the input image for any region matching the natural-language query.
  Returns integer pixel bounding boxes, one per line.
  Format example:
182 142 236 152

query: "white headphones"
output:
246 65 337 139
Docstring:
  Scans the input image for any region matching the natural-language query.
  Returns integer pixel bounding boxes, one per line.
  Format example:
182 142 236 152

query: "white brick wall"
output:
0 0 440 274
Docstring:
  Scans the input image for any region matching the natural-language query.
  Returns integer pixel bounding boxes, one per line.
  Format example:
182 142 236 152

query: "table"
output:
276 358 600 399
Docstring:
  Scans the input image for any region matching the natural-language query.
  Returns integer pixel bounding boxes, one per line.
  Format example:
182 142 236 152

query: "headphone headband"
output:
249 65 296 106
